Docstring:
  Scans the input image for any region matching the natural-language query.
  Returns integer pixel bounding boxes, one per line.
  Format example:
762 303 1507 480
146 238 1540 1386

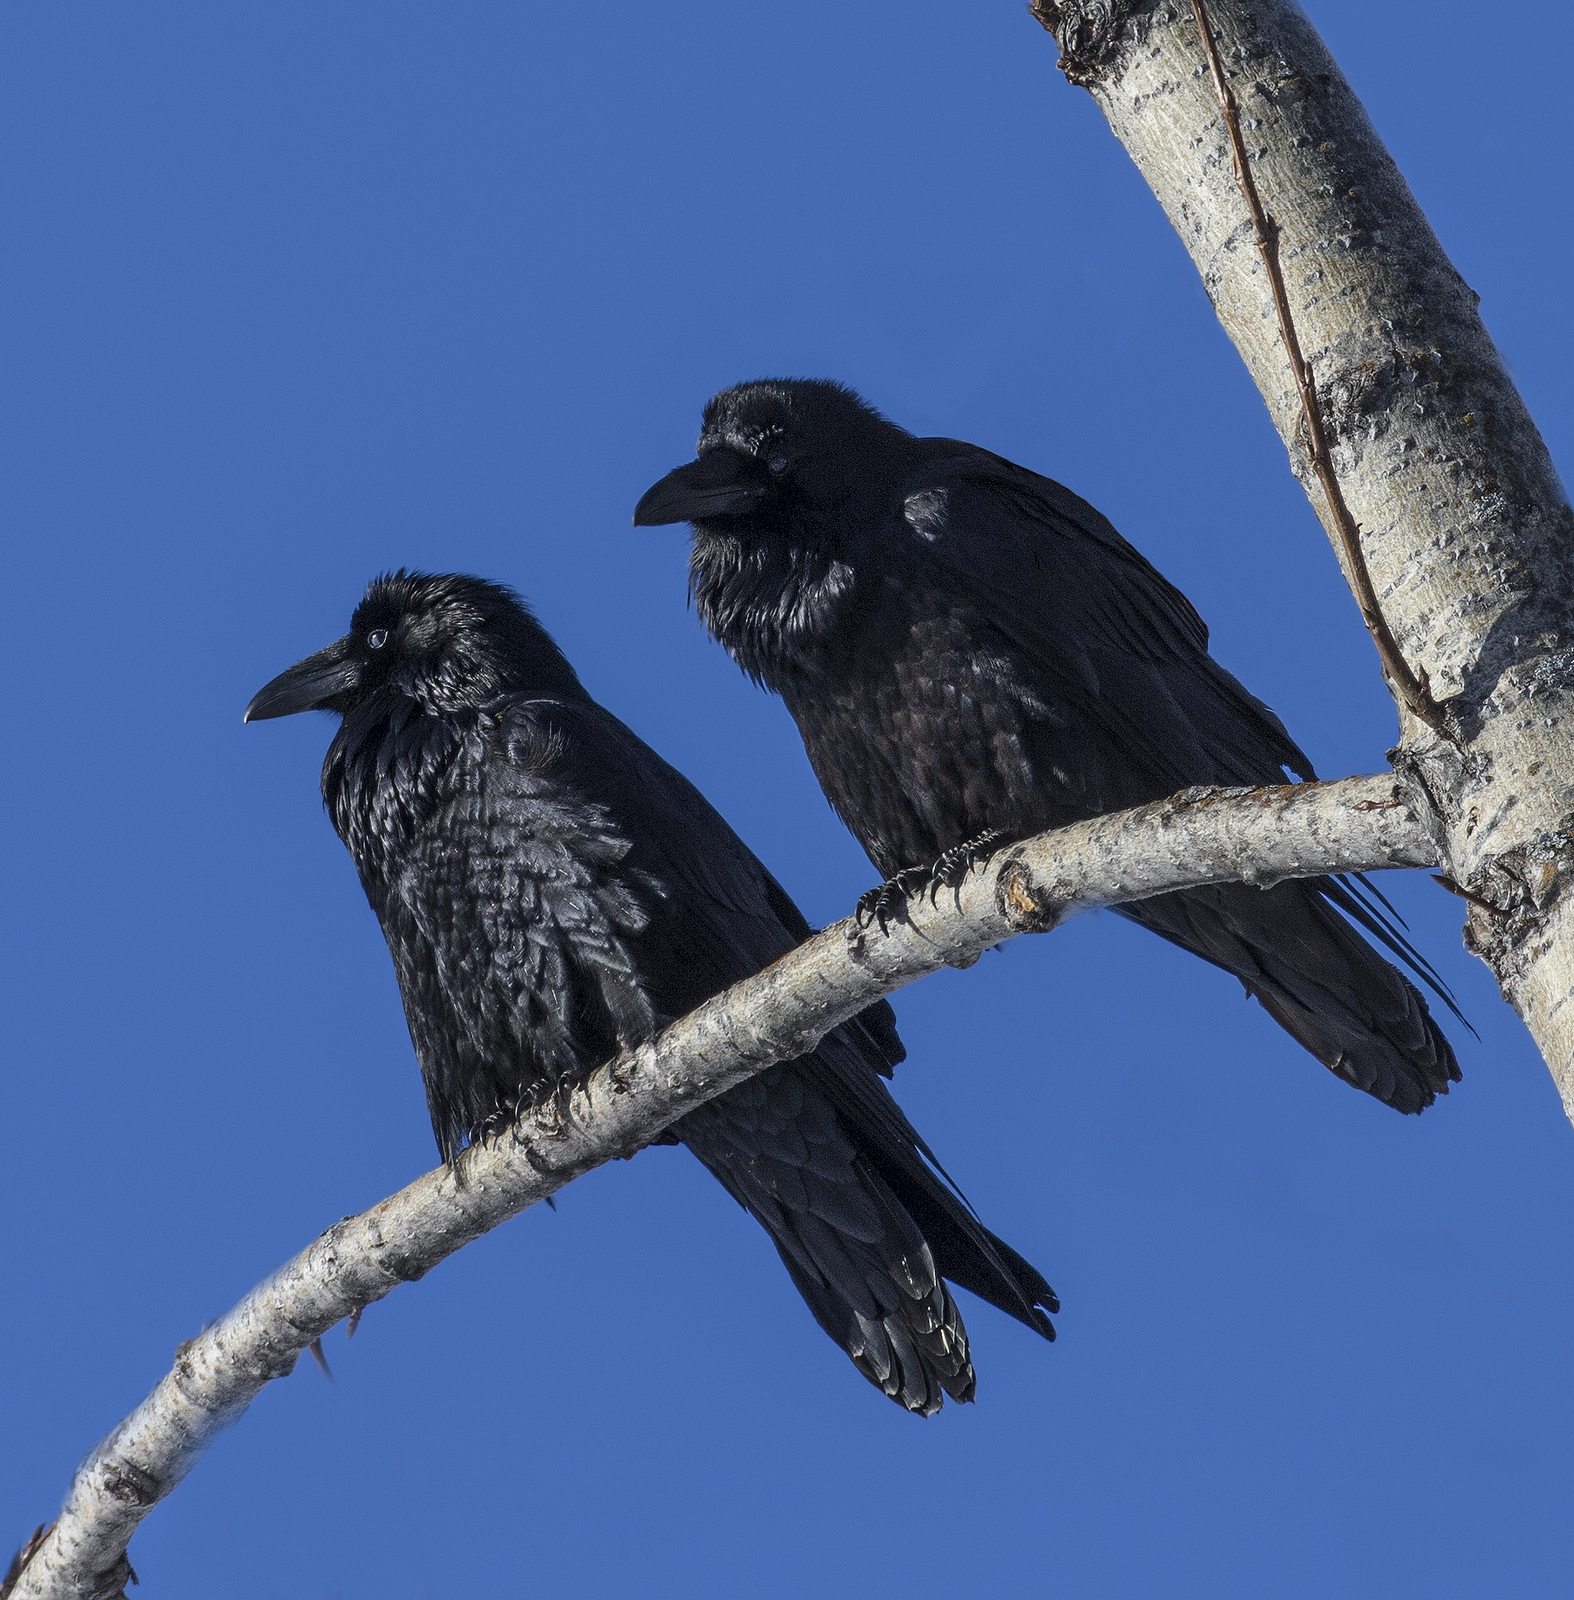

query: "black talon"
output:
854 883 894 931
926 829 1007 906
474 1100 519 1148
548 1073 580 1133
855 866 929 934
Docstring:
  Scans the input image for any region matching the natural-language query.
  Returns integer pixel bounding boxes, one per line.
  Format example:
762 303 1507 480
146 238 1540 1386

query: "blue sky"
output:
5 3 1572 1595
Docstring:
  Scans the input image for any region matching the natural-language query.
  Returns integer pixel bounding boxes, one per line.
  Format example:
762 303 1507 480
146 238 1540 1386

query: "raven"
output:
245 569 1055 1414
635 378 1461 1113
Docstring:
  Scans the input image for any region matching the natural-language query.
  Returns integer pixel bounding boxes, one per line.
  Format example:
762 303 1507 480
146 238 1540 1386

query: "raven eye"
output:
766 451 790 476
367 628 389 650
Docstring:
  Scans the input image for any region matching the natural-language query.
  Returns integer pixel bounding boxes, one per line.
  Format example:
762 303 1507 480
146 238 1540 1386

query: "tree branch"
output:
1187 0 1443 732
7 773 1432 1600
1029 0 1574 1110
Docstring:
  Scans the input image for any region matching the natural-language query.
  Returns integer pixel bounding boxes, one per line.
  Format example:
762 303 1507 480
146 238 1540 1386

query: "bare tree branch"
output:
8 773 1432 1600
1029 0 1574 1108
1186 0 1442 731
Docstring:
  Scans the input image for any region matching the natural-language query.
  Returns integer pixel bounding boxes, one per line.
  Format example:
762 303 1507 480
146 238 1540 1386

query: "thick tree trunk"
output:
1031 0 1574 1108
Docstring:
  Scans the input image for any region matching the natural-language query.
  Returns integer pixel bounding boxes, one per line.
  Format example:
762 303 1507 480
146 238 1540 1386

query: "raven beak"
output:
633 452 768 526
244 636 360 722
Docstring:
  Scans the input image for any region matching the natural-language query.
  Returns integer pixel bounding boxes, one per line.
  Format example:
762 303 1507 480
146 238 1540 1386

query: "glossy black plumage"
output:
246 570 1055 1414
636 379 1462 1113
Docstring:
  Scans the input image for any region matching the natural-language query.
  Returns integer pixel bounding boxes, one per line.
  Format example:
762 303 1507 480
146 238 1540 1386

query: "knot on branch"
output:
100 1460 161 1510
1029 0 1154 86
1487 831 1574 914
1456 825 1574 975
995 857 1066 934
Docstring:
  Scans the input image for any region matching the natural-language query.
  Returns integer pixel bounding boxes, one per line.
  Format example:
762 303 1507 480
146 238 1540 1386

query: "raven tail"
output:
677 1070 989 1415
1127 880 1462 1113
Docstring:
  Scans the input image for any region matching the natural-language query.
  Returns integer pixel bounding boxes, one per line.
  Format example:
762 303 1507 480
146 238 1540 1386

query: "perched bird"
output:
245 569 1055 1414
635 378 1462 1113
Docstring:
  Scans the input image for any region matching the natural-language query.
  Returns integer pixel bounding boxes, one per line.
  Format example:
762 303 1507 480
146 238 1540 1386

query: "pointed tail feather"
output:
805 1025 1059 1338
676 1060 1047 1414
1125 880 1461 1112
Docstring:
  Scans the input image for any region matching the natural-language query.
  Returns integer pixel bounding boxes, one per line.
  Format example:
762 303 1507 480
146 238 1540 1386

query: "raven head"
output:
634 380 913 681
633 378 906 547
245 570 584 724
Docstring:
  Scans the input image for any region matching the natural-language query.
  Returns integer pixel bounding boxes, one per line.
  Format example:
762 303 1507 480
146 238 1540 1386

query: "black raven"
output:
635 378 1461 1113
245 569 1055 1414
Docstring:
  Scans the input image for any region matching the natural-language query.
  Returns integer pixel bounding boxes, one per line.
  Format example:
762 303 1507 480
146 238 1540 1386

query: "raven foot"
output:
927 830 1007 905
496 1076 574 1142
542 1073 582 1134
855 866 931 934
474 1103 519 1148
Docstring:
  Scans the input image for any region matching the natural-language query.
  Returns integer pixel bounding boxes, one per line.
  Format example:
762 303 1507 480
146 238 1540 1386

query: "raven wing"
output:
892 438 1462 1040
491 696 1056 1342
894 438 1314 798
513 697 905 1065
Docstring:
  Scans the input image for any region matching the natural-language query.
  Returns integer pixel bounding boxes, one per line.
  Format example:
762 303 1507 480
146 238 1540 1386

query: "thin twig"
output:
1 1531 50 1600
1188 0 1448 736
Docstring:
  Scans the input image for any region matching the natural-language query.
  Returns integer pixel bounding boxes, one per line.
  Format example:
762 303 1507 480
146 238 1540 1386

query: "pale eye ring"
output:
367 628 389 650
766 451 790 476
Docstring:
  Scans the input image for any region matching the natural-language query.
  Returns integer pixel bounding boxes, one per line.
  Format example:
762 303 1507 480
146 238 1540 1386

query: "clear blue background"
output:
5 4 1571 1595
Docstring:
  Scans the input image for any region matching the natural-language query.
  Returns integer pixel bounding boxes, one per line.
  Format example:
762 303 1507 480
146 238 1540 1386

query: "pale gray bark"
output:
6 774 1431 1600
1032 0 1574 1107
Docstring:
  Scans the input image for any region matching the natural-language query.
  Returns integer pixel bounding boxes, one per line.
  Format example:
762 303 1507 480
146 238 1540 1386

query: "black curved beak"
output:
244 636 360 723
633 452 768 526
